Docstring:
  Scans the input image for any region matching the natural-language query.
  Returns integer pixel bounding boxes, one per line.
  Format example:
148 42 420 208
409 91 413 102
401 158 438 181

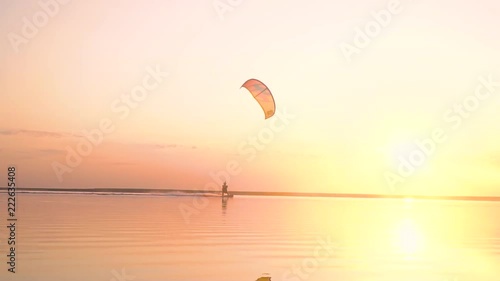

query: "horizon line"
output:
1 187 500 202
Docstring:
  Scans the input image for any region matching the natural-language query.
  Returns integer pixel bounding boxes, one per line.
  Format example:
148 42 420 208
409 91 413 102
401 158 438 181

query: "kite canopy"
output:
240 79 276 119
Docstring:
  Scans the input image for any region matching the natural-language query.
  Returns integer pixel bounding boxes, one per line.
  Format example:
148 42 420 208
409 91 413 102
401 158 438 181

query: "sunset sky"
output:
1 0 500 196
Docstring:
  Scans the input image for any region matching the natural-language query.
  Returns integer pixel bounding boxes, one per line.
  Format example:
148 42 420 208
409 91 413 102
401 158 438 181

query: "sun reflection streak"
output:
393 218 425 258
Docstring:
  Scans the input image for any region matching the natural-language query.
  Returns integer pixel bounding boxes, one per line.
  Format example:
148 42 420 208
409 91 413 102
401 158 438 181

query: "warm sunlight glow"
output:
394 218 425 257
1 1 499 280
404 197 414 204
382 140 415 169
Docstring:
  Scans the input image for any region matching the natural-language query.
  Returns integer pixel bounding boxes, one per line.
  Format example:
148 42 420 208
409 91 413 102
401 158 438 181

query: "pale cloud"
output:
0 129 79 138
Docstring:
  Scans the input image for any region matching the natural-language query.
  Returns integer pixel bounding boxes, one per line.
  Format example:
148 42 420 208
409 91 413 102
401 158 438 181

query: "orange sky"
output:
1 0 500 196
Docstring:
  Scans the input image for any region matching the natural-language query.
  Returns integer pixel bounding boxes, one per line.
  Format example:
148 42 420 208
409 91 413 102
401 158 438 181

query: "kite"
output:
240 79 276 119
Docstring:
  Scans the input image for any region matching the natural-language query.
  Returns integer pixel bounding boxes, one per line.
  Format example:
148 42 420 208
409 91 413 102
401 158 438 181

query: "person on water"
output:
222 181 228 196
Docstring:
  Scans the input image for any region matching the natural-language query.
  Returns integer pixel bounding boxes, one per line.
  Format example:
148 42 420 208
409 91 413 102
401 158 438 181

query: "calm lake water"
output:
0 193 499 281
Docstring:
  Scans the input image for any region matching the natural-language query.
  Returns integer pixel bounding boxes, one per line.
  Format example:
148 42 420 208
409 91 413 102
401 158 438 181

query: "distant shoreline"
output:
1 187 500 202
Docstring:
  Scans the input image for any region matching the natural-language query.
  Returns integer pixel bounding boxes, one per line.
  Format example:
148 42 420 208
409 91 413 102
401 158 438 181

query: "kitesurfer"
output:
222 181 228 196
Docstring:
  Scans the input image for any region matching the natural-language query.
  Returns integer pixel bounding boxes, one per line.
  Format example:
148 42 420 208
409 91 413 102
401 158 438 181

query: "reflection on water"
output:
0 193 499 281
222 196 229 215
394 218 424 257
